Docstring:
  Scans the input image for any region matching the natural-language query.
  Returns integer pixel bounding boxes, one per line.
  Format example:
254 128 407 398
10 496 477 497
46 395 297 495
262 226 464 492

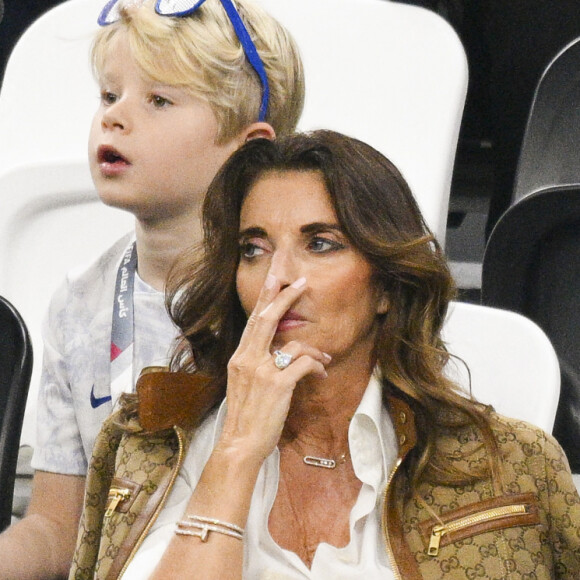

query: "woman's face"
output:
236 170 388 368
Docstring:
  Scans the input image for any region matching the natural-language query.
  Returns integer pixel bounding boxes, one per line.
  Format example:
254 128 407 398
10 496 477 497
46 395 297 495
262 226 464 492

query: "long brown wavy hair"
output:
167 130 499 495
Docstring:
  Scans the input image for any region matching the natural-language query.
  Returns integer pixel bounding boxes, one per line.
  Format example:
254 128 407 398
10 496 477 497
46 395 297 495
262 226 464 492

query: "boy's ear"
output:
243 122 276 143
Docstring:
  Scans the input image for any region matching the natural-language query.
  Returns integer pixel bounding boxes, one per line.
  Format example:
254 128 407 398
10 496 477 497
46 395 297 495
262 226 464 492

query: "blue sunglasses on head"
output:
98 0 270 122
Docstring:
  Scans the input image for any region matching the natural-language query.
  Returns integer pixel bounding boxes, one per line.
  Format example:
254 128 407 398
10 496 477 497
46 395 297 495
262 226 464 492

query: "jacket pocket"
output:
419 492 540 556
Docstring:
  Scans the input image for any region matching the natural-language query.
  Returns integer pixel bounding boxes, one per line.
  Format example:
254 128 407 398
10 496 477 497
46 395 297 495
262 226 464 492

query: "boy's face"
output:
89 33 242 225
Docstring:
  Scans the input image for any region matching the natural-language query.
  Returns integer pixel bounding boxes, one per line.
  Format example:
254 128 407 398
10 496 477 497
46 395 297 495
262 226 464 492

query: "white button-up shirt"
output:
122 372 398 579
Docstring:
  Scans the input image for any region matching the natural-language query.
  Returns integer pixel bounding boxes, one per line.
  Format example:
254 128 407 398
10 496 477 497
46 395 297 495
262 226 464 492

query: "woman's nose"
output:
269 250 300 289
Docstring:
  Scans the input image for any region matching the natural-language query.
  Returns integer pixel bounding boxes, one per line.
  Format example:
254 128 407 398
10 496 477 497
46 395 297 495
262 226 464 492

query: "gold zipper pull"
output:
428 525 445 556
105 488 130 518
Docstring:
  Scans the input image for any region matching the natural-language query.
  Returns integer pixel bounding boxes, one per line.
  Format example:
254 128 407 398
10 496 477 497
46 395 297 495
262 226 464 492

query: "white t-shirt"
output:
121 373 397 579
32 235 179 475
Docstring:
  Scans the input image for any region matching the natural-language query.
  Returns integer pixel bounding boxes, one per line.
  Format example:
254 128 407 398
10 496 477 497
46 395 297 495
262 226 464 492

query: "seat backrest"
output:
526 220 580 467
0 0 102 171
481 186 580 470
442 301 561 433
259 0 468 243
0 0 66 88
513 37 580 202
0 295 33 532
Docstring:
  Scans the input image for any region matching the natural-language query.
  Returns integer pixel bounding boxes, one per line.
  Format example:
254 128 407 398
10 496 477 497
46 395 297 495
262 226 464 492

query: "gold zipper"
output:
117 427 187 579
382 457 403 580
105 487 131 518
428 503 529 556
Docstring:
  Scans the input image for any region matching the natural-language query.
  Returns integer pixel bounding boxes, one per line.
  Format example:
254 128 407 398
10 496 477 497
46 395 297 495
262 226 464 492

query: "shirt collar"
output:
349 369 398 490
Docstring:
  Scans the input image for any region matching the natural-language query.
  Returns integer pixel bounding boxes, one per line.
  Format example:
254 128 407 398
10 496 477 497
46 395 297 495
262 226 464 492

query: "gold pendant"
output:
303 455 336 469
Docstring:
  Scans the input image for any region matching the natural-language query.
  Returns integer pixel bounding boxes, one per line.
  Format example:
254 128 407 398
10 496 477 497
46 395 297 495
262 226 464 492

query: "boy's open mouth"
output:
98 145 129 165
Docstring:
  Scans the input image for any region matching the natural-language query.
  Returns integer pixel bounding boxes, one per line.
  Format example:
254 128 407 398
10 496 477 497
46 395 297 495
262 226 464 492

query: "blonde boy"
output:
0 1 303 577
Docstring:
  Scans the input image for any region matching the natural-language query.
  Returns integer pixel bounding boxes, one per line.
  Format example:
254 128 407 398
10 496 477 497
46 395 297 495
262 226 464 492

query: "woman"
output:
70 130 580 579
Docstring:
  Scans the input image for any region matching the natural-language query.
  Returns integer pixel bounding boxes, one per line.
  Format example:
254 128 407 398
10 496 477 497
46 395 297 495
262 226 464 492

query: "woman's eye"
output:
309 237 343 253
240 242 265 259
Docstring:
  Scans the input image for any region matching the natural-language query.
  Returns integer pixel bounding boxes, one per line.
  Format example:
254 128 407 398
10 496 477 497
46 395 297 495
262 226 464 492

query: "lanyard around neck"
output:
110 242 138 401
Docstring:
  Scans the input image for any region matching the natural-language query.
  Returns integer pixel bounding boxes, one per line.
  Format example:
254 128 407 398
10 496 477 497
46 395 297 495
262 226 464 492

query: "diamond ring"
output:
273 350 293 370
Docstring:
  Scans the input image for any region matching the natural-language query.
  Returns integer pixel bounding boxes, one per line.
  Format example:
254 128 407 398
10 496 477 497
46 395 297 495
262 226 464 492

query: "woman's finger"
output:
270 340 332 370
237 274 306 353
276 355 328 381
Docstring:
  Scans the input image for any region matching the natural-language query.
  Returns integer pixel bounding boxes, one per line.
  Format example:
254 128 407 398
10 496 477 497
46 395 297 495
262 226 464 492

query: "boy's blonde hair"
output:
92 0 304 142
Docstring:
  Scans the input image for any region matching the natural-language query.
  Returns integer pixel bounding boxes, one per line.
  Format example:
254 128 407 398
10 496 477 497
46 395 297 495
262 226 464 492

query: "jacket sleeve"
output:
541 430 580 578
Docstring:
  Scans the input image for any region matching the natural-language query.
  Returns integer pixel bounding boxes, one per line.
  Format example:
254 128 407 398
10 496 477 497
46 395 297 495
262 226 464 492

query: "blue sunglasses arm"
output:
155 0 270 121
98 0 121 25
218 0 270 121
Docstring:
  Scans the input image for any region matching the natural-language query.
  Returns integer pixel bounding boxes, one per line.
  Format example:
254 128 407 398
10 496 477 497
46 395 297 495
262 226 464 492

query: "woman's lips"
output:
276 310 306 332
96 145 130 176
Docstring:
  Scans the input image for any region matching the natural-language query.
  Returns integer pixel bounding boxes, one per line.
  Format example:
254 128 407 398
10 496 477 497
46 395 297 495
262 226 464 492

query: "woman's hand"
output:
218 273 330 464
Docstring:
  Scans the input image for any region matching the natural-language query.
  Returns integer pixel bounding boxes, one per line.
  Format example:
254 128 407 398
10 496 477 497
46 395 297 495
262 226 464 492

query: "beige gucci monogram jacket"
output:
69 380 580 579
